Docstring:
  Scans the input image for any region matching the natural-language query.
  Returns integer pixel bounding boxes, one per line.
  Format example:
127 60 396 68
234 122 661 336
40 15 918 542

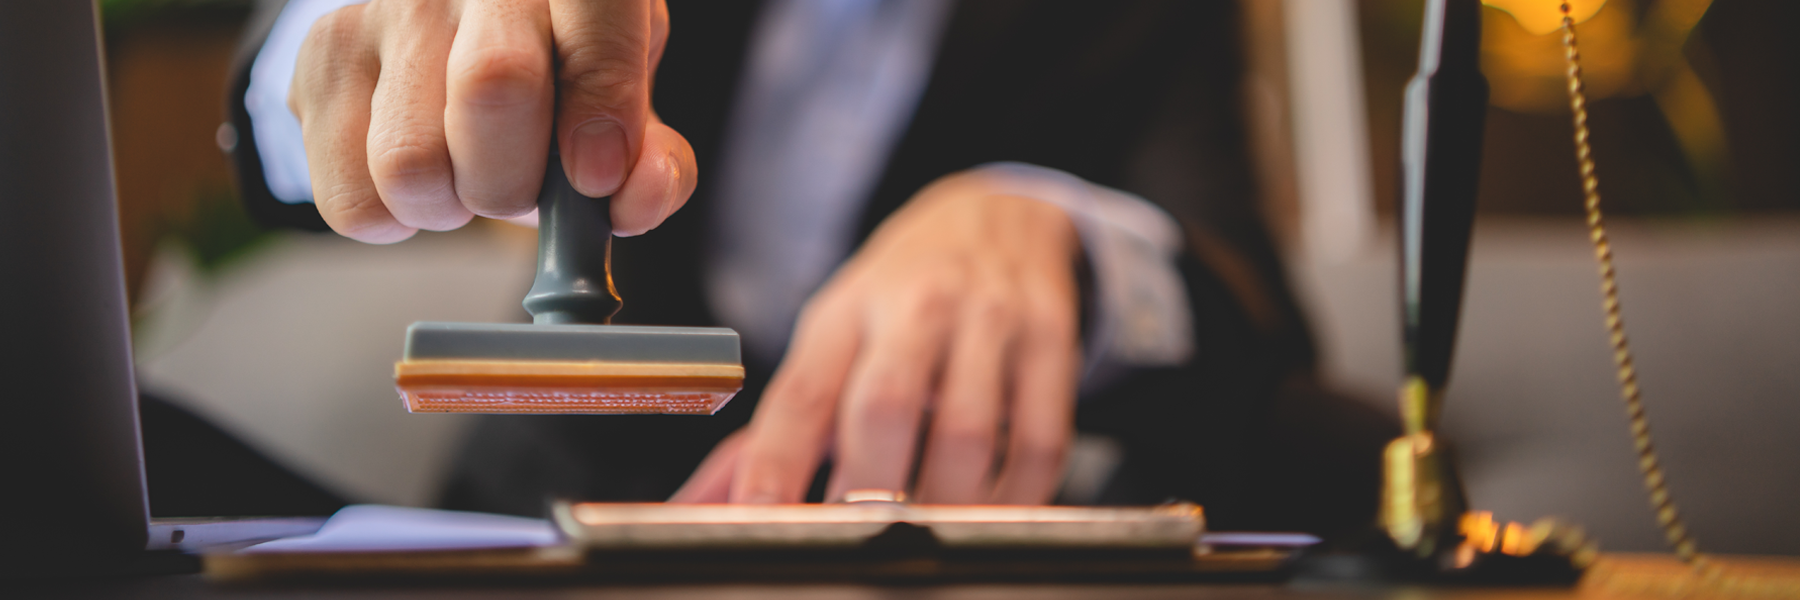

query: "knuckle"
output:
1023 295 1077 337
933 420 995 455
964 290 1017 327
293 7 372 116
316 186 394 238
303 7 367 60
358 0 393 23
764 373 838 415
1028 315 1076 346
897 283 956 321
361 0 435 27
307 6 359 43
367 137 451 191
452 46 550 107
560 50 646 109
794 288 853 330
1010 432 1067 471
855 384 920 423
790 300 828 332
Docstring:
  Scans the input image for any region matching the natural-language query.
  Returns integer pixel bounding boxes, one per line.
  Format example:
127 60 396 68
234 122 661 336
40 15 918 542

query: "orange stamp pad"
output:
395 323 744 415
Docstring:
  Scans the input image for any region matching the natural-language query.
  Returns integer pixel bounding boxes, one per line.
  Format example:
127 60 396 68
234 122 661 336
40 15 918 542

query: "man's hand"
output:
289 0 695 243
673 172 1084 505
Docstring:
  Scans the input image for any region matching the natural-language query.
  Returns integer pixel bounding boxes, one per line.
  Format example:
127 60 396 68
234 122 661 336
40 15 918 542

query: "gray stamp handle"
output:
522 152 622 325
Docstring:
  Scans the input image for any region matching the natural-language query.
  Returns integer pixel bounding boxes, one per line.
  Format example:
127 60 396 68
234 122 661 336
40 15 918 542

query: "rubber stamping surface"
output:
394 360 743 415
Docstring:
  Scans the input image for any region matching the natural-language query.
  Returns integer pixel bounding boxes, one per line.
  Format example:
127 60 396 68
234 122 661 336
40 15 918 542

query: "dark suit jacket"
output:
228 0 1393 537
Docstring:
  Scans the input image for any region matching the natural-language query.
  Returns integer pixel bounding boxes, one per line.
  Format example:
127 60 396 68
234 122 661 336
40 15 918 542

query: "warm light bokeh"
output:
1476 0 1726 205
1482 0 1606 35
1481 0 1634 113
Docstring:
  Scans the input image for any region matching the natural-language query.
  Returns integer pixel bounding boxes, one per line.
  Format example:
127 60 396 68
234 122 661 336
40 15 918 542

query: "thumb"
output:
549 0 654 198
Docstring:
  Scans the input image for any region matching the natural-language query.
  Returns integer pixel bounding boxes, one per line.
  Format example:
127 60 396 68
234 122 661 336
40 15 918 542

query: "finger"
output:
648 0 670 76
292 5 414 243
444 0 555 219
987 296 1080 505
670 428 750 504
825 287 956 502
913 295 1013 504
549 0 654 197
609 0 679 235
362 0 470 231
731 293 864 504
609 117 695 236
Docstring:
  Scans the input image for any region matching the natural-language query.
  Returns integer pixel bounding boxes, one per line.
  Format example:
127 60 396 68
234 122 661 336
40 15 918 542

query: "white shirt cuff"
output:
960 162 1196 390
246 0 369 204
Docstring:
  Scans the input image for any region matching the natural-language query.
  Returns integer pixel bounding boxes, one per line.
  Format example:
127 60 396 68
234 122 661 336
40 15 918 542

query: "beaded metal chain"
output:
1556 1 1704 568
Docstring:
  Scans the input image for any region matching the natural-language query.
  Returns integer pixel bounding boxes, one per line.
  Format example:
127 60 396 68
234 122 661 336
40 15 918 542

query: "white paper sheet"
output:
240 504 560 553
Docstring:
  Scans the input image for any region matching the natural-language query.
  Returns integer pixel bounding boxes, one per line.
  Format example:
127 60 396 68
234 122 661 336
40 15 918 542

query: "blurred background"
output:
106 0 1796 553
100 0 536 512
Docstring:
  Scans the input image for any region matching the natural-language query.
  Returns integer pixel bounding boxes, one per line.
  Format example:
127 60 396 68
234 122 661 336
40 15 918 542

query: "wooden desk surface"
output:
9 554 1797 600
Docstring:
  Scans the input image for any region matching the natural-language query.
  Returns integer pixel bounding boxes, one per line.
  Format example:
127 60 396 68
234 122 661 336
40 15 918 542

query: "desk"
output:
10 554 1798 600
0 578 1605 600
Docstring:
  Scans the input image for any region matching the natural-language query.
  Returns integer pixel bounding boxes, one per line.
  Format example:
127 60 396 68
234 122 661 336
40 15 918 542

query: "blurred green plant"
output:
100 0 251 31
165 185 276 277
102 0 270 276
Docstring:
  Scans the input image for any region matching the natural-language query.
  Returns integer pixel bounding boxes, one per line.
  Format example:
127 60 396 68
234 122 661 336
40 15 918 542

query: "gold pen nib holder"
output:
1369 379 1591 582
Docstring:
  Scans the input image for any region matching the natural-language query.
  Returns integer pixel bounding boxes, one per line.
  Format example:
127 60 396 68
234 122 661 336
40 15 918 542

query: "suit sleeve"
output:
1069 4 1394 536
224 0 329 231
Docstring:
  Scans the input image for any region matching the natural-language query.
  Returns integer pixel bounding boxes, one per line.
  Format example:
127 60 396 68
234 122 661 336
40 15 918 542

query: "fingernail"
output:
660 150 683 222
569 120 626 196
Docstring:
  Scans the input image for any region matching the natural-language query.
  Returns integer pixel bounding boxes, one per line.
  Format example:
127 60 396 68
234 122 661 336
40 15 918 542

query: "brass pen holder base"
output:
1289 428 1591 585
1379 412 1594 581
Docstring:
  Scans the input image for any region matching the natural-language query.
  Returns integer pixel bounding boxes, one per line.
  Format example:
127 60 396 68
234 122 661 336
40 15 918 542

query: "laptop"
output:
0 0 324 577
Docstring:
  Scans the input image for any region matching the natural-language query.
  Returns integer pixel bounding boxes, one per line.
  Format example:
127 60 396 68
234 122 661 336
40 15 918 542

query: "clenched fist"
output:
290 0 695 242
